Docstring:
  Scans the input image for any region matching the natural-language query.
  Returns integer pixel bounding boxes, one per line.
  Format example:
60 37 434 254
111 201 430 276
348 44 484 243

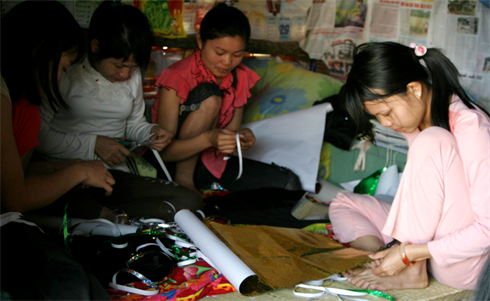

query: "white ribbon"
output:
0 212 42 231
304 273 347 285
223 133 243 180
151 148 173 182
293 283 368 300
109 268 160 296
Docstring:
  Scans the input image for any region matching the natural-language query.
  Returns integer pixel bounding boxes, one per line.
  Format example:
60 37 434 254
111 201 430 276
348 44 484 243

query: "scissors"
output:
119 133 156 152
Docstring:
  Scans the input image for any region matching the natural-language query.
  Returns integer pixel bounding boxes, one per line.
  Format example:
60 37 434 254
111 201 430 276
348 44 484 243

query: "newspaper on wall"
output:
300 0 490 111
234 0 310 42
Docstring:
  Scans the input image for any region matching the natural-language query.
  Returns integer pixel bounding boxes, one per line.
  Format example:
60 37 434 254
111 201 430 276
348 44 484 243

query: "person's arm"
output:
121 69 173 151
26 157 85 175
125 68 156 141
38 94 131 167
37 97 99 162
1 95 115 213
370 243 431 276
425 110 490 266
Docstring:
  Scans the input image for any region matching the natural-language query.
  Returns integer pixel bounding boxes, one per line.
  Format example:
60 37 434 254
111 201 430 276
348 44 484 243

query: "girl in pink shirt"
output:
329 42 490 290
151 3 302 192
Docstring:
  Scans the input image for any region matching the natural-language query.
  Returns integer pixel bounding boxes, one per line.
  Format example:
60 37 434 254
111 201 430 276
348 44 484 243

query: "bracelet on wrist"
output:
399 242 416 266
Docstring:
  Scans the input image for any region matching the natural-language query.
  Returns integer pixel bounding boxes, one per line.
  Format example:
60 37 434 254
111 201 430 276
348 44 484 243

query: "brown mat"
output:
205 276 473 301
207 222 371 294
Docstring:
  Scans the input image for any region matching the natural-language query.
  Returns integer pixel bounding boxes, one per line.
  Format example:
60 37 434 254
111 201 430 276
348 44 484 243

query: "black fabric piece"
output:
313 86 371 151
0 222 110 300
203 188 327 228
179 82 222 121
194 156 303 192
143 152 303 192
143 152 302 191
71 233 176 288
31 169 203 221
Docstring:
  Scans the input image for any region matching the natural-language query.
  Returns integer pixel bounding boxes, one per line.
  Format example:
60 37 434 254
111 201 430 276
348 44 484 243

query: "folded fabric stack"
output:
370 119 408 153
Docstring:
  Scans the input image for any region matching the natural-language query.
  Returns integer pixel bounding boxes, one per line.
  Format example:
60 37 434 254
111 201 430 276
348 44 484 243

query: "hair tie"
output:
409 42 427 57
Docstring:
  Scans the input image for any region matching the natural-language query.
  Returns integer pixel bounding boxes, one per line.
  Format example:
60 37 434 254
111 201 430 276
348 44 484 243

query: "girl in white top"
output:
37 2 203 221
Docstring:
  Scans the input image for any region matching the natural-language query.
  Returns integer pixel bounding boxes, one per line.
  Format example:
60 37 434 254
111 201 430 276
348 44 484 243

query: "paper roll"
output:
309 178 348 203
174 210 258 294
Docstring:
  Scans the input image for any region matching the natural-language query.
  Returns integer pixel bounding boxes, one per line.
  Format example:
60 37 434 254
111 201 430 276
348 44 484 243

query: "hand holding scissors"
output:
148 126 173 151
118 137 156 152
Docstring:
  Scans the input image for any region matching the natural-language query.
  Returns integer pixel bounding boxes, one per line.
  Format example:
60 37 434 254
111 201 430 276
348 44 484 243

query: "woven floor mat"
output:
204 276 473 301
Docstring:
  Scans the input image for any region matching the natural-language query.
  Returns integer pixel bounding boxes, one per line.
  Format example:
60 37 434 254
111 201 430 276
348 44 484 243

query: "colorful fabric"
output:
12 95 40 157
152 50 260 179
241 58 343 124
107 261 235 300
302 223 350 248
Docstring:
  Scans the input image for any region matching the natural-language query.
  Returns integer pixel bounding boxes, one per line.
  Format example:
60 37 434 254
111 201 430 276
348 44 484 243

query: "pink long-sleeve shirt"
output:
384 95 490 267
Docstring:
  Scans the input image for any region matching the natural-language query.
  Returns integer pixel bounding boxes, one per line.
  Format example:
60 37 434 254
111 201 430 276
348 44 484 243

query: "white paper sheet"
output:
240 103 333 192
174 210 258 294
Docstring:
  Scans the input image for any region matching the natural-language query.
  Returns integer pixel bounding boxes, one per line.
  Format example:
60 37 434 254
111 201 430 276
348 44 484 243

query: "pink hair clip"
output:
409 42 427 57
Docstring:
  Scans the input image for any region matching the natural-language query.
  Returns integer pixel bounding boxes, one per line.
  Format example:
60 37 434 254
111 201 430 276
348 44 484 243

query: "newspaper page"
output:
300 0 367 80
301 0 490 111
432 0 490 111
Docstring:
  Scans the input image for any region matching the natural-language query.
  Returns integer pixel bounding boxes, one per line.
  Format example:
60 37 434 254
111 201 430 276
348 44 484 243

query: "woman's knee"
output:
198 95 222 116
408 127 459 165
411 127 457 151
329 193 358 218
185 82 222 117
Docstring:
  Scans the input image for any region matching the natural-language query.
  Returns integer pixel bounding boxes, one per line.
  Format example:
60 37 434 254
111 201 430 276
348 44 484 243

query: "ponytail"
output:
422 48 488 131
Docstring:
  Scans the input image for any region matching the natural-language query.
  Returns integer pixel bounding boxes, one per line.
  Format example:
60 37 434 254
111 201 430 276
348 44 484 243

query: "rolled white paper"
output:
174 209 258 294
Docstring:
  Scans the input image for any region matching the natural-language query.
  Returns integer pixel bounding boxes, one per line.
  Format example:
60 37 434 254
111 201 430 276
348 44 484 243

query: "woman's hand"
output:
78 160 115 195
149 126 173 151
208 128 238 154
95 135 130 166
369 246 407 276
237 128 255 151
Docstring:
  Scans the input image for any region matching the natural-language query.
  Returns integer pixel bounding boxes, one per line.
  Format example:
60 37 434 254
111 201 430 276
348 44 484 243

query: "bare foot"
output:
342 260 428 291
349 235 384 252
342 262 373 277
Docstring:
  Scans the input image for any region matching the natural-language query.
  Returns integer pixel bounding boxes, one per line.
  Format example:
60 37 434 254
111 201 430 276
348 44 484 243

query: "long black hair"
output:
1 0 86 111
472 254 490 301
89 1 154 69
344 42 488 141
199 3 251 90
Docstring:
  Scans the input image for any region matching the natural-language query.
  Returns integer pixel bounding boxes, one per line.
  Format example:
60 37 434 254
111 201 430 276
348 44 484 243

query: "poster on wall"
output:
300 27 362 80
300 0 366 79
334 0 367 28
138 0 187 38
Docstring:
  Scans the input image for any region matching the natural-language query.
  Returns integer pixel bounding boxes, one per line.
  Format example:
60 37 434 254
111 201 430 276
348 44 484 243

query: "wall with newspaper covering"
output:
301 0 490 111
2 0 486 110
